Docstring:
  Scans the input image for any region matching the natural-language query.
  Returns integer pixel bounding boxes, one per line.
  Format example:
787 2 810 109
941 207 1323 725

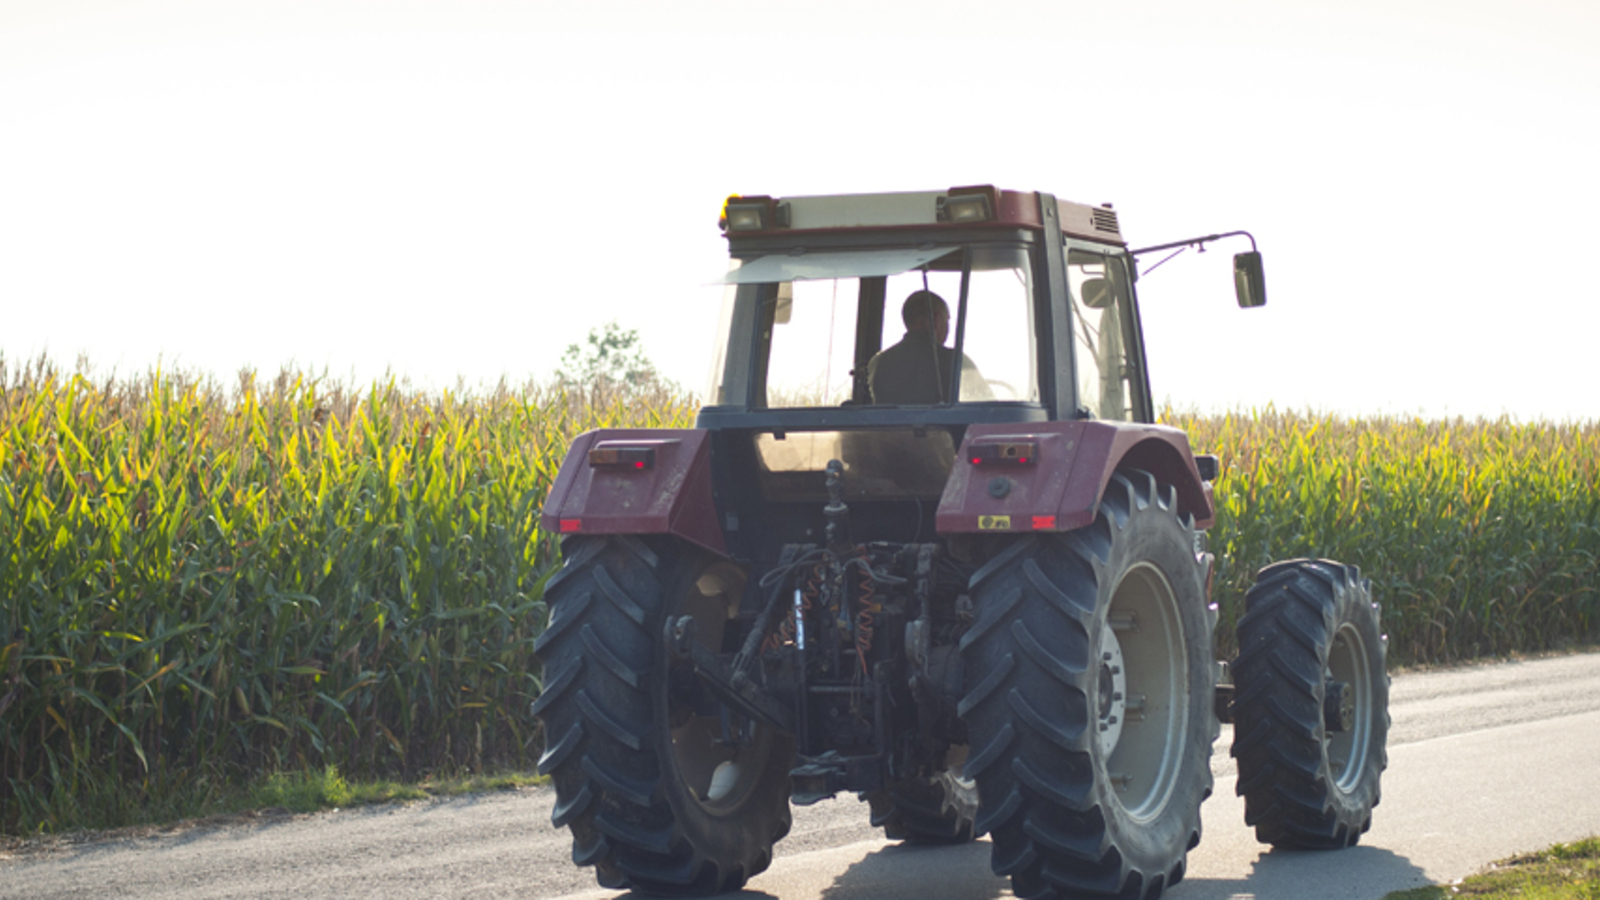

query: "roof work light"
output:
722 195 783 232
939 185 998 224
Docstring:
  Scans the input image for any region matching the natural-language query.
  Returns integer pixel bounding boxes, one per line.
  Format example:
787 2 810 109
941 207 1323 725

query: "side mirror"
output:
1233 251 1267 308
1078 276 1116 309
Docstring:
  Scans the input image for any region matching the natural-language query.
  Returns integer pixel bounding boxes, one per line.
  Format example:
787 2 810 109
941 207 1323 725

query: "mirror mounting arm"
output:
1130 230 1266 309
1130 230 1258 258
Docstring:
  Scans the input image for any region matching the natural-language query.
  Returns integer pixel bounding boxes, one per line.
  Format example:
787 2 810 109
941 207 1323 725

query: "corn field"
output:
2 357 1597 835
0 357 694 832
1175 409 1600 663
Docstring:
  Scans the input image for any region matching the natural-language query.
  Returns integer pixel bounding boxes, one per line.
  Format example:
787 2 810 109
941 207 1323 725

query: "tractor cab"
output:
704 187 1149 424
698 188 1153 557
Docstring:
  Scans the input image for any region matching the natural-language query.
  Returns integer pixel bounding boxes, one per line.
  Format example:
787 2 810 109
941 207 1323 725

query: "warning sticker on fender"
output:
978 515 1011 530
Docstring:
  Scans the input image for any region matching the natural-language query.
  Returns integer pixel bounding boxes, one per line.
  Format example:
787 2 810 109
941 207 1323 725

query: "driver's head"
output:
902 291 950 344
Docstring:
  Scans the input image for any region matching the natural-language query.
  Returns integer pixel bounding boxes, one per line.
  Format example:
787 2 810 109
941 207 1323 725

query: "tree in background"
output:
555 321 674 398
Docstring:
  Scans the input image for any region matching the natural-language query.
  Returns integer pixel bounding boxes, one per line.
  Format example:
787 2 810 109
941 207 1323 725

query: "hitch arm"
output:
669 616 796 734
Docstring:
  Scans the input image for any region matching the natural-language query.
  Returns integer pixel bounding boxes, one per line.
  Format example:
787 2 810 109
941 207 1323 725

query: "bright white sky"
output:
3 0 1597 420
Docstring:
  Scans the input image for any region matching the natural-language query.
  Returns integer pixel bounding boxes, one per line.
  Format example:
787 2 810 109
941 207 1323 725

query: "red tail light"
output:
968 440 1038 466
589 445 656 470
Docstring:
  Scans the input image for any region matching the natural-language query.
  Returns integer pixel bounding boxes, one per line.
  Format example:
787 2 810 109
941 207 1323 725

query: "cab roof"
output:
721 186 1126 247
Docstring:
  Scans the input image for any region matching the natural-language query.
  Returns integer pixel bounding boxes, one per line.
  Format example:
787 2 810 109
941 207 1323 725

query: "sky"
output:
3 0 1597 420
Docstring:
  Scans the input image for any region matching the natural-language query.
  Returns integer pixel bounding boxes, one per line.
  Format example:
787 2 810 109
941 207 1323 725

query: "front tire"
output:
1231 559 1389 848
958 470 1217 900
532 536 794 895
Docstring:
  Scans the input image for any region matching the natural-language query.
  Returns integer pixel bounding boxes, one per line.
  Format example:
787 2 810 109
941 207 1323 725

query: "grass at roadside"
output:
0 765 545 850
252 764 544 813
1384 837 1600 899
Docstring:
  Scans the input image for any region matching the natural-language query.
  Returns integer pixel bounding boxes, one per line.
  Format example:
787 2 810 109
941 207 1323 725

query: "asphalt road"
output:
4 651 1598 900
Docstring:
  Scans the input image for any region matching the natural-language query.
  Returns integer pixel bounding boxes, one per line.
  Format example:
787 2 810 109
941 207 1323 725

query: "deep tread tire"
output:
959 470 1218 900
867 768 979 844
1231 559 1389 849
532 536 794 896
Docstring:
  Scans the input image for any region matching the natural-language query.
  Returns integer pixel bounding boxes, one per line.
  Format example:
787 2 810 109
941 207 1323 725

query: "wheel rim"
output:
667 564 772 813
1100 562 1188 823
1326 622 1372 794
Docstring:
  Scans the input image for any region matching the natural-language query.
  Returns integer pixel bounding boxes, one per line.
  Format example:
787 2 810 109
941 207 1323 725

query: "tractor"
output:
532 186 1389 899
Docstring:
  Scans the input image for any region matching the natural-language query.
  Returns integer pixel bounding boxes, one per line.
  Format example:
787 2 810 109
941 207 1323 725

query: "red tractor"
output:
533 187 1389 899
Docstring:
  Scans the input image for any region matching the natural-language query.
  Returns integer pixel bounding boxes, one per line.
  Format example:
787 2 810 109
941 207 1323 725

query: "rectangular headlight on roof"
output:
944 194 992 223
939 185 998 224
725 203 766 231
723 195 785 232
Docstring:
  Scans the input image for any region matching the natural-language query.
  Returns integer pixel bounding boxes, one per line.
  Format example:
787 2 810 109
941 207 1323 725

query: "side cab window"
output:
1066 249 1140 421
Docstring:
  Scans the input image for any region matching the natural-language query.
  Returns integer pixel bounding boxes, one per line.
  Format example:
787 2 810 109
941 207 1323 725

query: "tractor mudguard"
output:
538 428 727 556
935 420 1214 535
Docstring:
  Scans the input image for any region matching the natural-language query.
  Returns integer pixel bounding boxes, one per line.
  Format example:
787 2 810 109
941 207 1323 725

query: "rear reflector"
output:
559 519 582 533
1032 515 1057 530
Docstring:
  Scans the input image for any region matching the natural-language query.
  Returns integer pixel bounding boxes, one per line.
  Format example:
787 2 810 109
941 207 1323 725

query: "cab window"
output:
1066 249 1139 421
760 246 1038 408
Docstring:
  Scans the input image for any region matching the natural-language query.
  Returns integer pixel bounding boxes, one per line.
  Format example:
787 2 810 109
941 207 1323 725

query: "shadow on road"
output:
614 883 777 890
1178 844 1434 900
804 839 1431 900
612 885 778 900
729 837 1430 900
817 839 1006 900
607 841 1002 900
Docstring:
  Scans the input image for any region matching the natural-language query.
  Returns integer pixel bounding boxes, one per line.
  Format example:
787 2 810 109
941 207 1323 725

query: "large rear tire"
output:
532 536 794 896
1231 559 1389 848
958 470 1218 900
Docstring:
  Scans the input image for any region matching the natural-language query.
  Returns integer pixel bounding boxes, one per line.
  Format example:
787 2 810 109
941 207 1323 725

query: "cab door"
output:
1064 247 1151 422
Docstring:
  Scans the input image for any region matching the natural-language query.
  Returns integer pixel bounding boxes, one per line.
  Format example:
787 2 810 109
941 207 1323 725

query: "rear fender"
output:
935 421 1213 535
539 428 728 557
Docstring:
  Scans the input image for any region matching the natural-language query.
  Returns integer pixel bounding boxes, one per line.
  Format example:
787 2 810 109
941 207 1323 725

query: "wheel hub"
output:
1325 623 1374 794
1097 627 1127 757
1324 680 1354 733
